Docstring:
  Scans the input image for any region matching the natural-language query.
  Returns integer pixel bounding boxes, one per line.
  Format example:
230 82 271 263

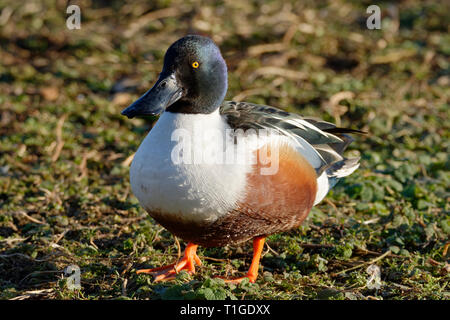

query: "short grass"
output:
0 0 448 300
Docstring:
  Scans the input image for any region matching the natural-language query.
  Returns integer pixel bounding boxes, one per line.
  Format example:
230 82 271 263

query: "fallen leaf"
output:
40 86 59 101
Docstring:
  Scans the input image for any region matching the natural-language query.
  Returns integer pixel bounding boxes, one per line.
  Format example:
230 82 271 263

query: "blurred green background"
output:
0 0 448 300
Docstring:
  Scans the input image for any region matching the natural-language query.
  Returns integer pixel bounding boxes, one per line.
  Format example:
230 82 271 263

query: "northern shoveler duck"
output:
121 35 362 283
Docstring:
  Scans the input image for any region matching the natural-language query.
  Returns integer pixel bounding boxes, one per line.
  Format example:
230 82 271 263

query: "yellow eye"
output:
192 61 199 68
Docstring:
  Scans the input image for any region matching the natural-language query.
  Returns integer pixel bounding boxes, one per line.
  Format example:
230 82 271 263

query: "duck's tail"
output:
307 126 364 206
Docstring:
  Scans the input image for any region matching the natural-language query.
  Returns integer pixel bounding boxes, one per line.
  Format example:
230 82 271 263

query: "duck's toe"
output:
136 243 202 282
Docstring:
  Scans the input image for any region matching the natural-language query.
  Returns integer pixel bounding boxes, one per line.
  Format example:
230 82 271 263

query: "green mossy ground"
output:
0 0 448 300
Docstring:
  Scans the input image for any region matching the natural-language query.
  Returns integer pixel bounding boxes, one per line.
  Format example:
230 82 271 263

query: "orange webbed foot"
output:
216 236 265 284
137 243 201 282
216 274 258 284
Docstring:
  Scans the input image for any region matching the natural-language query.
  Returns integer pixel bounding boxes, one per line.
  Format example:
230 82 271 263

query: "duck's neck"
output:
154 108 225 134
166 100 221 114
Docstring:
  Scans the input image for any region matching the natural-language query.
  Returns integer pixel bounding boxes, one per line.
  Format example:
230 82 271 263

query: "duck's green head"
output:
121 35 228 118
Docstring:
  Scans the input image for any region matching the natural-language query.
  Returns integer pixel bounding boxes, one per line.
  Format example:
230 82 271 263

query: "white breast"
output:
130 110 253 225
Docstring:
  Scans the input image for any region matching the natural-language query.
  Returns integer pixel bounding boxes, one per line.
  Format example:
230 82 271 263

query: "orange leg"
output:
218 236 266 284
137 243 202 282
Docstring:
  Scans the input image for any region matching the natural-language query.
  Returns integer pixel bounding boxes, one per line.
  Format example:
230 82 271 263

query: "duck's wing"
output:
220 101 345 145
220 101 363 202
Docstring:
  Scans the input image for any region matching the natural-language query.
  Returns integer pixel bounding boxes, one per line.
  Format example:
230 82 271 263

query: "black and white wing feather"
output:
220 101 362 197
